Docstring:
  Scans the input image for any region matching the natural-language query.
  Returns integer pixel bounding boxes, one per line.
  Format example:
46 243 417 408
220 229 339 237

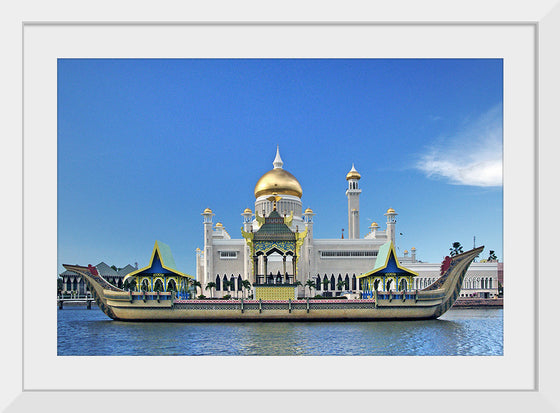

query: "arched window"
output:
330 275 336 290
154 279 164 292
141 279 150 292
167 279 177 292
215 274 221 291
489 278 493 289
345 274 350 290
238 275 243 291
323 275 329 290
337 274 343 290
352 275 356 290
386 279 393 291
399 279 408 291
316 275 321 290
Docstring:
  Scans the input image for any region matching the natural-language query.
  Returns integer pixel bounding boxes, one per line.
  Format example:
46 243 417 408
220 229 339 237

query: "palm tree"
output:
222 280 231 297
241 279 252 299
305 279 315 297
205 281 216 298
192 280 202 298
337 279 346 295
322 278 329 296
450 242 464 257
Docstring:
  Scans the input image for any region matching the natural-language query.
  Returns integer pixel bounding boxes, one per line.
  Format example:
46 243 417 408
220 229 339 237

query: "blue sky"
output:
57 58 503 275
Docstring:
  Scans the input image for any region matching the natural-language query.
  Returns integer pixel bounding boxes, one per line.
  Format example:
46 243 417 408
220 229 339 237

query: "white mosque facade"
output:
195 148 500 299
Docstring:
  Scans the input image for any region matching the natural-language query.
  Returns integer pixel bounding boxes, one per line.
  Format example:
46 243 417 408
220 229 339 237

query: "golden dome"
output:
404 250 409 254
304 208 313 214
243 208 252 214
346 164 361 180
254 147 303 199
215 222 223 227
370 222 379 227
254 168 303 198
203 208 213 214
386 208 396 214
411 247 416 250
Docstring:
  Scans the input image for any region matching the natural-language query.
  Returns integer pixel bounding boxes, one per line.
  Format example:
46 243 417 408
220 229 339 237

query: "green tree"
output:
449 242 464 257
337 279 346 292
305 279 315 297
322 278 329 295
192 280 202 297
205 281 216 298
242 280 252 299
223 280 231 296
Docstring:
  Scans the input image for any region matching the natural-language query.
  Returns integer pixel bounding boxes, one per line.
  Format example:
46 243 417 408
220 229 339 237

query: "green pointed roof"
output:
124 240 193 281
358 241 418 278
254 210 296 241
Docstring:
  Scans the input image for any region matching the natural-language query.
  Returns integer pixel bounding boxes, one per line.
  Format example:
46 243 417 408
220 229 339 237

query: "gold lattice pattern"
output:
254 286 296 300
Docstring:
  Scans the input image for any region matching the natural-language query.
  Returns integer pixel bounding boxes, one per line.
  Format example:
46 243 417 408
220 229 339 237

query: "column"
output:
264 256 268 282
253 256 258 284
292 254 297 283
283 255 287 280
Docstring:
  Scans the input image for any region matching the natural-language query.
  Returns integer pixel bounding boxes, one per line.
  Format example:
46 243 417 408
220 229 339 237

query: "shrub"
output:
222 294 232 300
198 294 206 299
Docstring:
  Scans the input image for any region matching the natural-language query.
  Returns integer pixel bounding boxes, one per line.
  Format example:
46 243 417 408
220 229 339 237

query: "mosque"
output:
195 147 500 300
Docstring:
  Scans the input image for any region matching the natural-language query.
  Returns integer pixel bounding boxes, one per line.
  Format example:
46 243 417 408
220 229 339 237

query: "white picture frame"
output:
5 0 559 411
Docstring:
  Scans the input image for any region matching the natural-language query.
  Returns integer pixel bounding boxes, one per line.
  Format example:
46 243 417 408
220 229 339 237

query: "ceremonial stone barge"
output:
63 243 483 322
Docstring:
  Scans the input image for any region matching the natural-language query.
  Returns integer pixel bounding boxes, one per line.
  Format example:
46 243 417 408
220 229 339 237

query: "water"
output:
57 307 503 356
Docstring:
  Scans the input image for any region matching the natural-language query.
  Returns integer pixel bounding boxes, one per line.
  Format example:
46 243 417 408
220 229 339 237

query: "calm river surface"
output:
57 307 503 356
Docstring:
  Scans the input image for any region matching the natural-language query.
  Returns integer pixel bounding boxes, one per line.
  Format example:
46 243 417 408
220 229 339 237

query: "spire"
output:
346 163 361 180
273 145 284 169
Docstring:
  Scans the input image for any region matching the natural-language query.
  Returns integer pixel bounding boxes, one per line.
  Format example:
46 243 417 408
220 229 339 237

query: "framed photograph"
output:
6 1 558 411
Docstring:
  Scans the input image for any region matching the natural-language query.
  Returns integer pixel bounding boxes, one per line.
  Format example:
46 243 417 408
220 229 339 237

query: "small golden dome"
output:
203 208 213 214
370 222 379 227
254 168 303 198
411 247 416 251
386 208 396 214
215 222 223 227
404 250 409 254
243 208 252 214
346 164 361 180
304 208 313 214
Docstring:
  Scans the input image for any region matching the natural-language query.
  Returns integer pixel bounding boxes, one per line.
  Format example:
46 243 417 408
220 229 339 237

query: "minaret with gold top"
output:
346 164 362 239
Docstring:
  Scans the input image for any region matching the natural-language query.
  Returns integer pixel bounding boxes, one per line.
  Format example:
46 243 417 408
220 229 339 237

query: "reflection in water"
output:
58 308 503 356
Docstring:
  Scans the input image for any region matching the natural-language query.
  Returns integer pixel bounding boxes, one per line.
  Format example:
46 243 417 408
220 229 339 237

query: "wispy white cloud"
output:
416 106 502 187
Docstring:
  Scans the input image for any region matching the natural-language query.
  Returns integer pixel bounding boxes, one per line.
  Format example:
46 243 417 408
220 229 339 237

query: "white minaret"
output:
201 207 214 287
302 207 316 285
241 208 254 280
384 208 398 244
345 164 362 239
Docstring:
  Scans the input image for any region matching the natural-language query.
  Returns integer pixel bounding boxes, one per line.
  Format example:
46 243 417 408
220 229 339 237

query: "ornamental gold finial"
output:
267 194 282 210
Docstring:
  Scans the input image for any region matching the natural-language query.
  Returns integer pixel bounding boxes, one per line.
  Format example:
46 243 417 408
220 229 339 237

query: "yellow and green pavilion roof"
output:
123 240 193 282
358 241 418 279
